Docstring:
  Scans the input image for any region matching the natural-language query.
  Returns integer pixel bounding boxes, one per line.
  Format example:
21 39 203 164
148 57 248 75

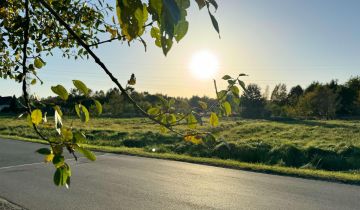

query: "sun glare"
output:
189 50 219 80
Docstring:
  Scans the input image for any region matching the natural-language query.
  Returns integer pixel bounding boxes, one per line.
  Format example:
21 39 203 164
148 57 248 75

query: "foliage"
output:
0 0 228 187
237 77 360 119
0 0 112 82
239 84 268 118
295 86 339 119
270 83 287 106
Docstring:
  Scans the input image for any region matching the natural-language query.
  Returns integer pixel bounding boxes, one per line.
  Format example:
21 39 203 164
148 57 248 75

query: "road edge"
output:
1 134 360 186
0 197 25 210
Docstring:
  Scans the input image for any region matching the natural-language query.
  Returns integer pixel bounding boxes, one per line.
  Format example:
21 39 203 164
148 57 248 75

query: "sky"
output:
1 0 359 98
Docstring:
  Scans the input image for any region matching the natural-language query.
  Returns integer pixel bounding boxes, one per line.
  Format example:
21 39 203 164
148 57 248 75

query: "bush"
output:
269 144 306 167
230 141 272 163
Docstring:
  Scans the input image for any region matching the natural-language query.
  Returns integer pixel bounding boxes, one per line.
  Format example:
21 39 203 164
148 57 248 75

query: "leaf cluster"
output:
0 0 111 82
30 79 101 187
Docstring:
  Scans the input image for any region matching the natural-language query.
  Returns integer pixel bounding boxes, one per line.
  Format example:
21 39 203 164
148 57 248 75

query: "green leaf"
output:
217 90 227 100
238 79 247 92
187 113 197 129
53 164 71 186
228 79 236 85
150 27 162 47
36 148 51 155
75 145 96 161
208 9 220 37
195 0 206 9
147 107 160 116
231 86 240 97
75 103 80 117
31 79 37 85
80 105 90 123
222 101 232 116
52 155 65 168
31 109 42 125
161 36 173 56
73 132 86 144
175 0 190 9
167 114 177 124
150 0 163 15
174 20 189 42
134 5 148 36
208 0 218 11
75 104 90 123
209 112 219 127
34 57 45 69
222 75 231 80
51 85 69 101
73 80 89 96
117 0 147 41
93 100 102 115
203 133 217 147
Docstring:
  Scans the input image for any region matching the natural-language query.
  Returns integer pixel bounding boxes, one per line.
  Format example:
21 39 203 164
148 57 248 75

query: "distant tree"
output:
296 86 339 119
336 77 360 116
287 85 303 106
356 92 360 115
9 95 18 113
263 85 270 100
103 88 124 116
270 83 287 106
327 79 339 91
304 82 320 94
267 84 288 117
240 84 267 118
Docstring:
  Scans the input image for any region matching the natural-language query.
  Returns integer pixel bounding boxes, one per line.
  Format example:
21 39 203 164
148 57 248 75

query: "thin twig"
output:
38 0 183 136
88 37 123 47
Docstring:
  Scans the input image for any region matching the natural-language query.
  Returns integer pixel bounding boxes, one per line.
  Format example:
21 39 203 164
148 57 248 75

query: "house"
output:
0 96 12 111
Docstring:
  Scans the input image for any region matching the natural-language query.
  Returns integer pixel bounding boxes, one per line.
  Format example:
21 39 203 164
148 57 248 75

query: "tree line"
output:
242 76 360 119
1 76 359 120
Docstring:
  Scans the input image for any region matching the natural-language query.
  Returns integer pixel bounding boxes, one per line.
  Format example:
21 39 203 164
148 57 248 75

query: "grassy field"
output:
0 115 360 177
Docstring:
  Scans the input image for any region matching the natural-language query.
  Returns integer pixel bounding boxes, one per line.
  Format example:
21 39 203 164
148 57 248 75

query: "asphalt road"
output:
0 138 360 210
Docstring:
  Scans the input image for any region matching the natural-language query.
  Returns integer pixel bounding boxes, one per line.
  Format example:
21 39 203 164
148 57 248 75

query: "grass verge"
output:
1 134 360 185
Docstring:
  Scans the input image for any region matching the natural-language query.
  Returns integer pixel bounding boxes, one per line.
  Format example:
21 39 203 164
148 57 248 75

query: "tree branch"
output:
37 0 183 136
22 0 49 143
88 37 123 47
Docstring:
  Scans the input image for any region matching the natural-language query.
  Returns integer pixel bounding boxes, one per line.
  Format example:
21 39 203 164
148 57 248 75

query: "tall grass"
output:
1 115 360 171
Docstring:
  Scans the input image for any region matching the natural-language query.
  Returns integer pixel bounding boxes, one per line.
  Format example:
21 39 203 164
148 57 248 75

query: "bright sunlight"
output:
189 50 219 80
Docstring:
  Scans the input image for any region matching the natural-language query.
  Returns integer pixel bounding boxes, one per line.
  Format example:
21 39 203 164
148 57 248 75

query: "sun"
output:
189 50 219 80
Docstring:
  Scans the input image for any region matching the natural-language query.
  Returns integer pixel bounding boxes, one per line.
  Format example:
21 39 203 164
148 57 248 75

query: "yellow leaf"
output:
45 153 54 163
61 128 73 141
31 109 42 125
184 135 203 145
128 73 136 85
209 112 219 127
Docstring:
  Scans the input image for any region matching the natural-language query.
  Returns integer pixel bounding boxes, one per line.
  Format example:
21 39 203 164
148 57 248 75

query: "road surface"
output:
0 138 359 210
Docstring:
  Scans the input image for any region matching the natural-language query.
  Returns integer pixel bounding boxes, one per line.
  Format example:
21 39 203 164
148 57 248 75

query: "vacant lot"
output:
1 115 359 171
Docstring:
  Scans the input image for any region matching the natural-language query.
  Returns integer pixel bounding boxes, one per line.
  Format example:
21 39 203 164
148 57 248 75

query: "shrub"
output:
270 144 306 167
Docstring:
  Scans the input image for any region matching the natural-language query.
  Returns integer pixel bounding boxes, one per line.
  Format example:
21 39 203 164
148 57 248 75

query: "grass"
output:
0 115 360 184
